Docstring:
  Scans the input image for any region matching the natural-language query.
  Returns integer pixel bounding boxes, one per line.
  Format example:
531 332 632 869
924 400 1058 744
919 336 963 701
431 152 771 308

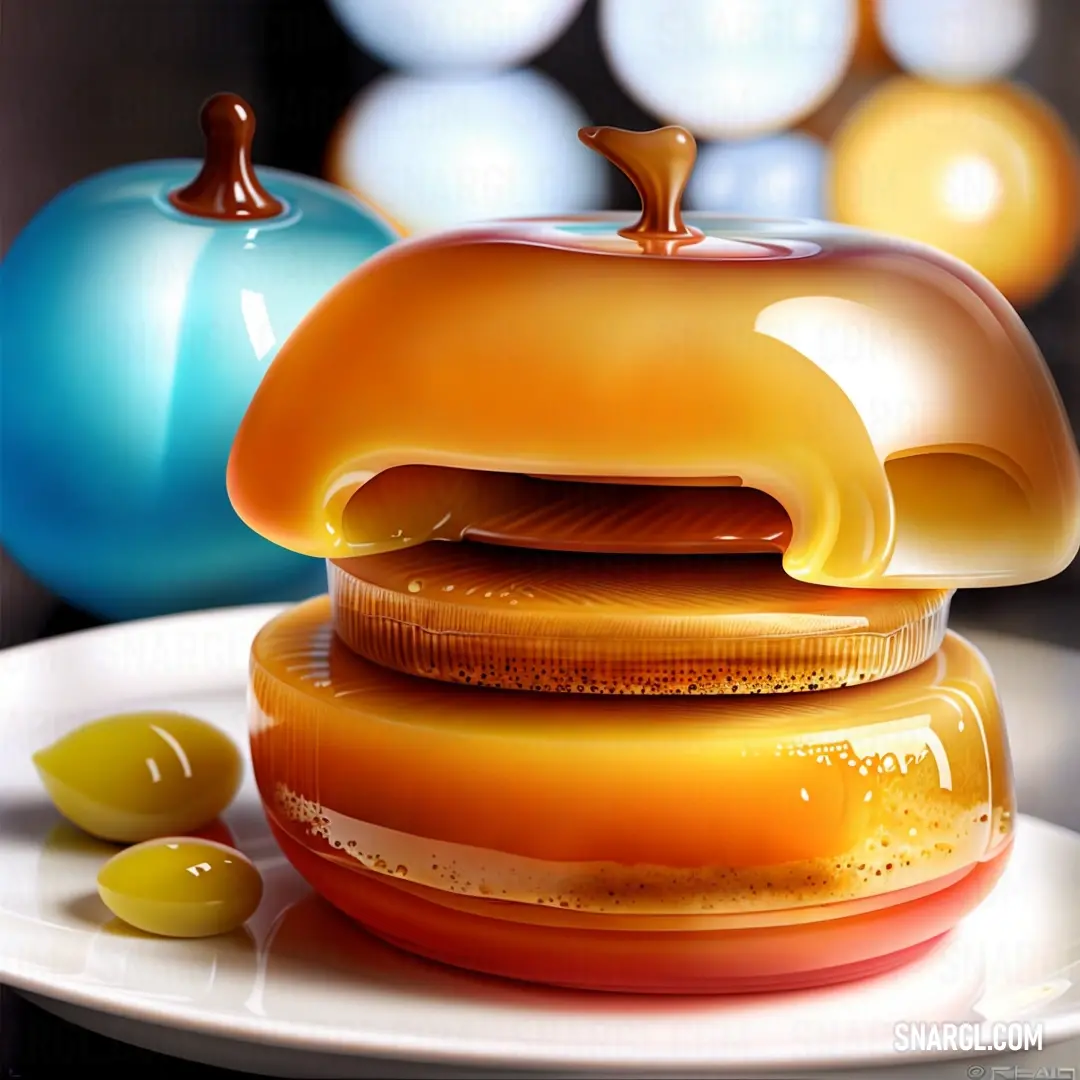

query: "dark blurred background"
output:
1 0 1078 649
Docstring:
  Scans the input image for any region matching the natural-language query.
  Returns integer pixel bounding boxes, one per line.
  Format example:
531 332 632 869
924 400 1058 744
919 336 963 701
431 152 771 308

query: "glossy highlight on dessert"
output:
227 124 1080 589
250 597 1012 991
329 546 952 693
229 121 1077 994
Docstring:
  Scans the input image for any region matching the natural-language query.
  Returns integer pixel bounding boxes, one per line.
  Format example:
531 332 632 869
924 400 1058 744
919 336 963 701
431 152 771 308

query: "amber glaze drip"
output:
579 125 701 249
169 92 284 220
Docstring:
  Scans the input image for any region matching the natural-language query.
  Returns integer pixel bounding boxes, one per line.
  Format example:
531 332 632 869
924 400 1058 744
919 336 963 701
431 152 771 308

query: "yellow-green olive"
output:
33 711 242 843
97 837 263 938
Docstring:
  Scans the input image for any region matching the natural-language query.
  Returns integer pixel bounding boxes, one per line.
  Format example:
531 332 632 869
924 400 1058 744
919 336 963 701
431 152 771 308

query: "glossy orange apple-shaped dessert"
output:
229 123 1079 993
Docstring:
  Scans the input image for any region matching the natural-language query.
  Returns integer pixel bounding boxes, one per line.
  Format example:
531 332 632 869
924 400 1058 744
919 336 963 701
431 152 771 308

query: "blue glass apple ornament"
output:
0 93 398 620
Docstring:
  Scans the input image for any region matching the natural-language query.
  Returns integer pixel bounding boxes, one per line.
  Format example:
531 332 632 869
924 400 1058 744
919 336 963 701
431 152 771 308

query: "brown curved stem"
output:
169 92 283 221
579 125 699 244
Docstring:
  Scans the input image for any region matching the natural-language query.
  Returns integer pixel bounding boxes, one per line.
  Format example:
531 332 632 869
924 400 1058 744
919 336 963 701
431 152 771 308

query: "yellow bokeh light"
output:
830 77 1080 307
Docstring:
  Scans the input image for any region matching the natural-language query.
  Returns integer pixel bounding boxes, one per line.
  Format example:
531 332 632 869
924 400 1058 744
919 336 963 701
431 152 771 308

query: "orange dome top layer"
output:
227 126 1080 589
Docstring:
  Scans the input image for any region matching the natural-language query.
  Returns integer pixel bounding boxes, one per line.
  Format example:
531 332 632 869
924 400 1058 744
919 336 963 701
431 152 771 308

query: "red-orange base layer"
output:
268 817 1011 994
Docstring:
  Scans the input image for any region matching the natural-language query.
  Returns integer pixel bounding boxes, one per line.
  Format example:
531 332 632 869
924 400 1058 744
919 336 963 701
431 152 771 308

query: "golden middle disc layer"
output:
328 544 952 695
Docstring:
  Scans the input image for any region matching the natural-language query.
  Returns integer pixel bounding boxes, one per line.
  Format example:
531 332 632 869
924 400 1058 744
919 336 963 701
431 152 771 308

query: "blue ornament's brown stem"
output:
170 93 283 221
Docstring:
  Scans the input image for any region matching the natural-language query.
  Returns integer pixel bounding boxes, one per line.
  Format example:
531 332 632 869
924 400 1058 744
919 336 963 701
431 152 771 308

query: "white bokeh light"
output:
599 0 858 139
687 133 829 219
941 154 1005 223
877 0 1037 84
329 70 607 235
325 0 586 72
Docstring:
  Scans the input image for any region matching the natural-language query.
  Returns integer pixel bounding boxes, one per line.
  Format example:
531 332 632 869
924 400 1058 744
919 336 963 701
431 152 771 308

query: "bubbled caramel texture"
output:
328 546 952 694
273 781 1006 918
249 598 1015 918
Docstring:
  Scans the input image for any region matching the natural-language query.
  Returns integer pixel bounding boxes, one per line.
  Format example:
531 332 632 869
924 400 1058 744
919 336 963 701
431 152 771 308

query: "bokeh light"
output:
831 77 1080 308
687 133 829 219
876 0 1037 85
599 0 858 139
325 0 587 72
326 70 607 235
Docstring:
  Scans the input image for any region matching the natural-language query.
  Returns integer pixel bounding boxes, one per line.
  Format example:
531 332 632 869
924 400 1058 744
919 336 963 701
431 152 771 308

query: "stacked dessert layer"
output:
249 538 1014 991
326 545 951 694
232 126 1080 993
255 587 1013 906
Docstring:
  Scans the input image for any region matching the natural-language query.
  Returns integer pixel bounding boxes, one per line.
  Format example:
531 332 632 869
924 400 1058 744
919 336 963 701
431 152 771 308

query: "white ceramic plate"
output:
0 605 1078 1079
